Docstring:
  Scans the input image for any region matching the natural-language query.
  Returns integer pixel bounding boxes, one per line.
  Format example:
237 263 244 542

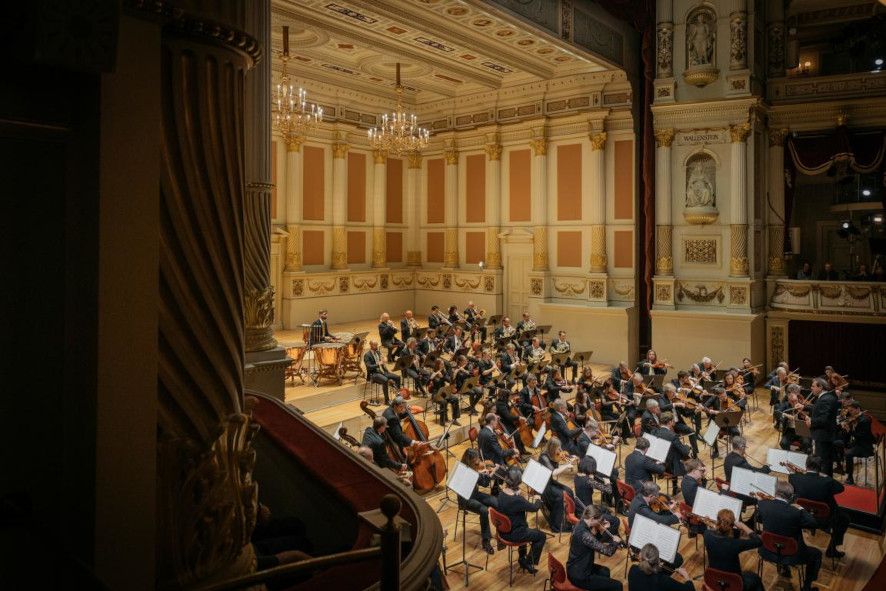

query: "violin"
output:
649 493 673 513
780 460 805 474
653 359 674 370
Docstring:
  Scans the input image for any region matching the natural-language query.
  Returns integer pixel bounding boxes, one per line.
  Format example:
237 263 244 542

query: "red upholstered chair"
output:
559 492 580 542
543 552 583 591
489 507 531 586
795 497 837 569
702 567 744 591
616 480 635 514
468 426 479 449
757 531 805 588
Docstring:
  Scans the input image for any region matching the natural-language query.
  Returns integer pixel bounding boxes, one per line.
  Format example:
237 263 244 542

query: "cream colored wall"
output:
282 290 416 326
535 303 639 367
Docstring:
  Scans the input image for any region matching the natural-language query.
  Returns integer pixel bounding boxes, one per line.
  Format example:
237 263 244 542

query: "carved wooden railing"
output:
769 279 886 316
768 70 886 103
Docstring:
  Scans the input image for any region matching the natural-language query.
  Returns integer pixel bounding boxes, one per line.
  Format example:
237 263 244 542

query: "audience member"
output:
818 262 838 281
796 262 813 279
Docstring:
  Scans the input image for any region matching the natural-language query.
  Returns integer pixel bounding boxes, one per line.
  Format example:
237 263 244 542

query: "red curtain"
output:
787 127 886 176
788 320 886 387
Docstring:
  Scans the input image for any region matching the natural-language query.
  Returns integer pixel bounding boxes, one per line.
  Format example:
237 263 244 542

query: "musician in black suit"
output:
364 341 401 404
767 367 790 407
452 354 483 413
445 325 465 354
566 505 623 591
653 412 691 495
788 455 849 558
427 305 448 330
611 362 631 391
309 309 333 345
775 386 813 453
723 435 771 481
518 374 543 419
494 390 528 456
478 413 520 466
703 509 763 591
417 329 435 357
400 309 418 342
400 338 429 395
627 544 692 591
635 349 668 376
494 316 516 342
574 454 618 514
550 330 579 382
703 387 741 459
757 481 822 591
499 343 520 375
680 458 708 536
362 416 407 471
538 437 578 533
640 399 661 434
382 397 414 453
551 399 582 456
627 482 683 545
377 313 404 362
432 381 461 426
624 437 666 493
496 467 546 574
842 402 875 485
458 448 497 555
807 377 840 476
661 383 700 456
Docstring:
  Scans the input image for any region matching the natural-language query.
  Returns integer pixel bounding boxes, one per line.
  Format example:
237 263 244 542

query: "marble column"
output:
767 128 788 275
485 141 503 269
656 0 673 78
443 144 459 268
372 149 387 268
331 139 349 270
530 133 548 271
589 131 608 273
730 1 748 71
729 123 751 277
284 138 303 272
406 151 422 266
654 128 675 276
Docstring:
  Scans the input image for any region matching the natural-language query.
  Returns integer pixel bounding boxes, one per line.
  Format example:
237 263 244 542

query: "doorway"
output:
502 231 533 321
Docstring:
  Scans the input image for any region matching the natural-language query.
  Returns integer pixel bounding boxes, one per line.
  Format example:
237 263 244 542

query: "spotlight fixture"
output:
842 221 851 230
874 214 884 224
862 189 872 197
876 58 884 66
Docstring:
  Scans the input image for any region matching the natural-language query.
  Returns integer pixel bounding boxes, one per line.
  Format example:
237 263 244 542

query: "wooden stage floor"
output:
273 318 885 591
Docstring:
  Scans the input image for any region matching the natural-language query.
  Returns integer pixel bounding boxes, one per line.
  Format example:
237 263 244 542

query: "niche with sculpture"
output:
683 152 719 224
683 6 719 86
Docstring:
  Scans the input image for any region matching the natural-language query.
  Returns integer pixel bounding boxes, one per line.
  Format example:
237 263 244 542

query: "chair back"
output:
489 507 512 534
563 490 576 516
547 552 567 584
761 530 799 558
703 567 744 591
796 497 831 522
616 480 636 503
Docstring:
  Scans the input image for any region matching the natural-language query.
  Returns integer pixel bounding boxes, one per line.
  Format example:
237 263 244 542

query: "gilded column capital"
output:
372 149 387 164
444 148 458 165
407 151 423 169
590 132 608 151
768 128 789 147
332 142 350 159
287 137 303 152
654 128 675 148
529 138 547 156
485 143 502 161
729 122 751 143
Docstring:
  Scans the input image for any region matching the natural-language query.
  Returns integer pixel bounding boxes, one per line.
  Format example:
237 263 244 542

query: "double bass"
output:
400 405 449 493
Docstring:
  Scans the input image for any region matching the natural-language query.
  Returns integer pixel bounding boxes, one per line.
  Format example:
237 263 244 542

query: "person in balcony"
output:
852 263 871 281
817 261 839 281
796 261 813 279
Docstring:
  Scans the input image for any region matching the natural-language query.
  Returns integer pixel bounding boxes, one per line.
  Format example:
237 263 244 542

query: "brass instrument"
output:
500 325 516 338
551 340 570 354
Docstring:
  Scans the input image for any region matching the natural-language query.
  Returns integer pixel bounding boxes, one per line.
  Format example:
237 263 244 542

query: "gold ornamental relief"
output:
770 326 785 366
454 276 481 290
529 138 548 156
588 281 606 299
768 128 789 147
332 143 350 159
530 278 544 296
372 149 387 165
729 286 747 305
532 226 549 271
485 143 503 161
653 128 675 148
406 250 422 266
407 151 423 169
590 132 608 151
656 256 674 276
589 225 607 273
676 282 725 304
655 284 672 303
554 278 587 297
444 149 458 165
729 122 751 143
287 137 303 153
684 238 718 265
331 226 348 270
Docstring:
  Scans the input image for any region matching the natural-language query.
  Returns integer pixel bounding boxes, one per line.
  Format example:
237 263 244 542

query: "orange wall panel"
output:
426 158 444 223
465 231 485 264
465 154 486 223
557 231 582 268
509 149 531 222
426 232 444 263
557 144 582 221
302 146 325 221
614 140 633 220
613 230 633 268
302 230 324 265
347 152 366 222
386 157 403 223
386 232 403 263
347 231 365 264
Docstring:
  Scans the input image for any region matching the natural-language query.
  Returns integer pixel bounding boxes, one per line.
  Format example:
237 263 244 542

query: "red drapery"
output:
787 126 886 176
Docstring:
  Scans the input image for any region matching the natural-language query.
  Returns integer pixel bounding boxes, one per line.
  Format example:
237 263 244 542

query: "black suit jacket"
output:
704 530 761 574
550 412 581 452
382 406 412 448
478 426 508 466
788 471 844 512
362 427 400 470
653 426 690 476
681 475 702 506
723 451 770 482
627 494 679 528
758 498 818 557
810 391 839 442
624 450 665 491
363 350 387 377
848 414 875 455
566 520 616 583
378 322 398 345
400 318 414 342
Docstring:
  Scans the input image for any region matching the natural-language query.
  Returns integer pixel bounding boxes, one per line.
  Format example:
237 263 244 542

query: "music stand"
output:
572 351 593 368
393 354 416 395
795 418 811 438
457 376 481 430
414 327 429 339
712 410 743 470
443 461 484 584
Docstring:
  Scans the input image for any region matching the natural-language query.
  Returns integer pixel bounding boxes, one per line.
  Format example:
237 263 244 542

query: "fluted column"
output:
243 0 275 353
443 144 459 268
654 129 675 276
406 151 422 266
284 138 303 272
530 132 548 271
729 123 751 277
331 139 349 270
372 149 387 268
485 140 503 269
768 128 788 275
589 131 608 273
158 11 258 588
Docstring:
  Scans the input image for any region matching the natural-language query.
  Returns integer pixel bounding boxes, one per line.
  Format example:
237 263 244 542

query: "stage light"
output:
862 189 872 197
874 214 884 224
842 221 851 230
876 58 884 66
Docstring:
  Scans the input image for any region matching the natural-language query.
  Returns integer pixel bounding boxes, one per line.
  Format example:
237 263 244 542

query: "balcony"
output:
769 279 886 316
768 70 886 103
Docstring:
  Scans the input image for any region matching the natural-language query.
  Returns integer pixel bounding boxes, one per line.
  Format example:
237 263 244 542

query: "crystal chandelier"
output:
274 25 322 145
368 63 430 155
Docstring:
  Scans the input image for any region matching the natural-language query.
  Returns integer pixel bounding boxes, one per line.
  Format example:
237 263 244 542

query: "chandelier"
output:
274 25 322 145
368 63 429 155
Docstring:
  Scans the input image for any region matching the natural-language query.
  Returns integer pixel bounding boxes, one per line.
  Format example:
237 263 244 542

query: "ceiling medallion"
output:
273 26 322 145
368 63 430 156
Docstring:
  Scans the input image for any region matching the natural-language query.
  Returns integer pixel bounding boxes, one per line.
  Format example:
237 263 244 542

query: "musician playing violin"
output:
575 450 621 512
661 383 700 456
627 482 684 566
627 543 691 591
766 366 790 408
703 387 740 459
566 505 624 591
546 367 574 398
457 449 498 555
722 371 747 411
636 349 668 376
479 413 521 466
842 401 874 485
538 437 579 533
624 437 666 493
611 361 632 391
703 509 763 591
740 357 758 395
672 371 704 442
757 481 822 591
496 467 546 574
680 458 708 536
698 356 717 379
774 385 812 453
653 412 692 496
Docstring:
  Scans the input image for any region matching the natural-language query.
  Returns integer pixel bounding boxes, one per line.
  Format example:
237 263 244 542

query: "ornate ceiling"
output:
271 0 617 106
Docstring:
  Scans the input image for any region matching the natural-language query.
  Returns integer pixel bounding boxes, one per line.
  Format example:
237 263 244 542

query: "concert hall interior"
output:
5 1 886 590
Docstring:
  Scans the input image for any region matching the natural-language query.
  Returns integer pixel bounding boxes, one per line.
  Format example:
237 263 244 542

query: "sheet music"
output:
703 420 720 447
628 514 680 564
644 433 672 463
691 487 744 522
766 448 809 474
532 422 547 449
333 421 343 440
585 444 617 477
447 461 481 500
730 466 777 498
522 458 553 493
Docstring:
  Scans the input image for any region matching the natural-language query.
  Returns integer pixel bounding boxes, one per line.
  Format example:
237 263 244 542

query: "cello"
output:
399 405 449 493
359 400 410 476
508 391 536 448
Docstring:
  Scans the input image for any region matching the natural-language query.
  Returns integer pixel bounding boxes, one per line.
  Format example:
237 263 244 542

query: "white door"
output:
504 243 532 321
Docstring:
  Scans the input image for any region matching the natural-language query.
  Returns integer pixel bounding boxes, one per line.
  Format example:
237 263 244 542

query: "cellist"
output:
494 389 529 456
479 413 521 466
362 416 407 472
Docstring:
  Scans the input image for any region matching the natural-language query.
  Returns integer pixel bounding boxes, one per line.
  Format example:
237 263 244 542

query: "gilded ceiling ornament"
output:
372 149 387 164
444 148 458 165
